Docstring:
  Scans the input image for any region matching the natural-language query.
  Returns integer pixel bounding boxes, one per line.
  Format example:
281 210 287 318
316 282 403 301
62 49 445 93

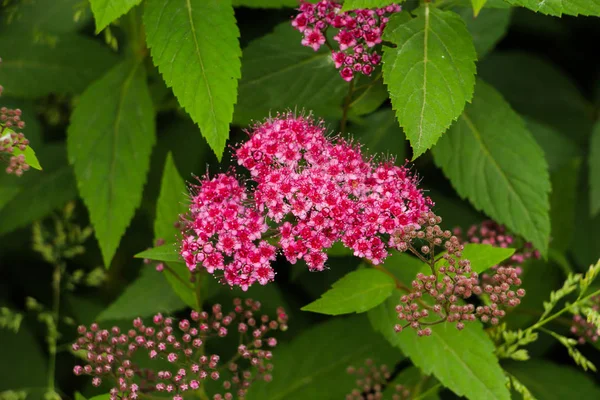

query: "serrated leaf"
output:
504 0 600 17
526 118 580 172
369 291 510 400
349 108 406 163
382 5 477 159
68 60 155 266
234 22 347 126
245 315 402 400
302 268 396 315
342 0 400 11
98 267 186 321
154 153 187 242
590 121 600 217
135 243 181 263
90 0 142 33
144 0 241 159
457 7 511 58
432 79 551 255
0 35 117 98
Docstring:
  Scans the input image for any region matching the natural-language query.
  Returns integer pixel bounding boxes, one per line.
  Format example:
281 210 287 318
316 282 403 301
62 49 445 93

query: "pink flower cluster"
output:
291 0 401 81
571 295 600 344
346 359 409 400
180 114 432 290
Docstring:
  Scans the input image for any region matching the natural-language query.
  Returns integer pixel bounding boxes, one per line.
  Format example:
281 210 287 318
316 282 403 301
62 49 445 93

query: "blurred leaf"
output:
89 0 142 33
234 22 347 125
432 79 551 255
349 108 406 162
382 5 477 158
342 0 399 11
88 395 111 400
135 243 180 263
0 0 92 35
526 117 581 172
383 366 440 399
246 315 402 400
0 35 117 98
162 261 197 309
471 0 488 15
302 268 395 315
75 393 87 400
68 60 155 266
590 121 600 216
427 189 483 231
154 152 187 243
571 175 600 270
144 0 241 159
550 158 581 252
369 290 510 400
348 76 389 117
456 7 511 58
504 360 600 399
232 0 298 7
503 0 600 17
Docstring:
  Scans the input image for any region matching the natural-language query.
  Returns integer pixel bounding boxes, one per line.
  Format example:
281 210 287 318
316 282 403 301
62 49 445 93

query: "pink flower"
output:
301 28 326 51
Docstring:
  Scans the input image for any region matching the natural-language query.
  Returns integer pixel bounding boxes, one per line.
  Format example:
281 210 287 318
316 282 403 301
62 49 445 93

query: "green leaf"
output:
432 79 551 255
456 7 511 59
234 22 347 126
163 261 198 309
88 395 111 400
302 268 396 315
457 243 515 273
349 108 406 163
383 366 440 399
526 118 580 172
369 291 510 400
154 152 188 243
144 0 241 159
504 360 600 399
471 0 488 15
347 75 389 118
75 392 87 400
0 35 117 98
232 0 298 7
341 0 400 11
135 243 181 263
503 0 600 17
89 0 142 33
550 158 581 252
12 145 42 171
67 60 156 266
590 121 600 217
0 0 92 35
98 267 186 321
246 315 402 400
382 5 477 159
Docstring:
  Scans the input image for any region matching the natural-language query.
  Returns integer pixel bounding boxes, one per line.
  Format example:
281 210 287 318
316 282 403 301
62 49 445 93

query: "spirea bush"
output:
1 1 600 400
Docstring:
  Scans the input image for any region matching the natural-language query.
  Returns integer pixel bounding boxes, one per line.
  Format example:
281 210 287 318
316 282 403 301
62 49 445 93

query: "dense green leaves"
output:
301 268 396 315
590 121 600 217
457 7 511 58
68 60 155 266
234 23 347 125
504 0 600 17
135 243 181 263
383 5 477 158
369 291 510 400
0 35 117 98
144 0 241 159
89 0 142 33
432 79 551 255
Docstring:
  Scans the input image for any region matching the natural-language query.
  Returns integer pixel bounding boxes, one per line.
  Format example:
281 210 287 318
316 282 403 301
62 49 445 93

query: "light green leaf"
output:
0 35 117 98
457 7 511 58
135 243 181 263
12 145 42 171
302 268 396 315
349 108 406 163
89 0 142 33
75 392 87 400
590 121 600 217
144 0 241 159
0 0 92 35
98 267 186 321
234 22 347 126
342 0 400 11
471 0 488 15
432 79 551 255
369 291 510 400
382 5 477 159
456 243 515 273
246 315 402 400
154 152 188 243
68 60 156 266
504 0 600 17
526 118 580 172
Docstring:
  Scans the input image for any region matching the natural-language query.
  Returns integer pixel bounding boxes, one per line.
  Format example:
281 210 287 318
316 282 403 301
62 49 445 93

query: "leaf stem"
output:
528 288 600 333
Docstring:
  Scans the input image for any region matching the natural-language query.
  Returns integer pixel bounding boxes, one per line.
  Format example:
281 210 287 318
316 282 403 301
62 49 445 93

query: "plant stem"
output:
47 262 63 395
528 288 600 333
340 79 355 134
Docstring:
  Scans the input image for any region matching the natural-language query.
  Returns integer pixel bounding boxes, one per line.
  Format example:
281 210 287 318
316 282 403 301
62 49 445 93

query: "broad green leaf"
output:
369 290 510 400
455 243 515 273
349 108 406 163
154 152 188 243
302 268 396 315
432 79 551 255
234 22 347 126
348 75 389 118
0 0 92 35
144 0 241 159
504 0 600 16
342 0 399 11
135 243 181 263
232 0 298 7
0 35 117 98
90 0 142 32
163 261 198 309
88 395 111 400
98 267 186 321
382 5 477 159
550 159 580 252
504 360 600 399
457 7 511 58
590 121 600 217
246 315 402 400
383 366 440 399
526 118 580 172
471 0 488 15
12 146 42 171
68 60 155 266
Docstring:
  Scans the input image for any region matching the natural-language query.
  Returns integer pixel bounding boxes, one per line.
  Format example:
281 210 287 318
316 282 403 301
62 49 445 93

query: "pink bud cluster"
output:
571 295 600 344
73 299 288 400
346 359 409 400
180 114 432 290
0 106 30 176
291 0 401 81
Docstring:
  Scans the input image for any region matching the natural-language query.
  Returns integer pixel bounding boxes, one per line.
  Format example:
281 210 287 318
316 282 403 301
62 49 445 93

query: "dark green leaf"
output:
68 60 155 266
349 108 406 163
134 243 181 263
0 0 92 35
526 117 580 172
382 5 477 158
154 152 187 243
348 76 389 118
89 0 142 32
457 7 511 58
503 0 600 17
144 0 241 159
550 158 581 252
382 366 440 400
432 79 551 255
232 0 298 7
428 188 483 231
302 268 396 315
590 121 600 216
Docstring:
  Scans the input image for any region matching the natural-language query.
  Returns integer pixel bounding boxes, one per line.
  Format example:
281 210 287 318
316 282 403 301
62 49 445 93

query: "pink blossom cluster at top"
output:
180 114 432 290
291 0 401 81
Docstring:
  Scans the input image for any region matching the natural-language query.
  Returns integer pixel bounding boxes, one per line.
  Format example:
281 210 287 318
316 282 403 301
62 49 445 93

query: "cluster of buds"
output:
291 0 401 81
181 113 432 290
0 107 30 176
393 214 526 336
345 359 409 400
73 299 288 400
571 295 600 344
